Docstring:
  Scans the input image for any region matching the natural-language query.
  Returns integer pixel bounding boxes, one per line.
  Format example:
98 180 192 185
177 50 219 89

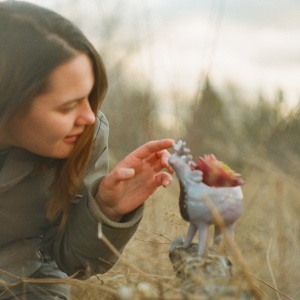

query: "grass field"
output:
71 157 300 299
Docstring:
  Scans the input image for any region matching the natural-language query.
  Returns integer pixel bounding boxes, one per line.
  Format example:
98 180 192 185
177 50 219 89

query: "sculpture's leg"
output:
213 225 222 245
196 222 209 256
226 223 235 241
183 223 197 249
225 223 236 253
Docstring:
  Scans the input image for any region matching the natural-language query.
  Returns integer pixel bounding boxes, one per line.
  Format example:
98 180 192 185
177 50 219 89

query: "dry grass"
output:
72 158 300 299
2 158 299 299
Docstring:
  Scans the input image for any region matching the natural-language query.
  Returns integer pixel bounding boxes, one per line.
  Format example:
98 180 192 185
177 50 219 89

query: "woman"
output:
0 1 174 299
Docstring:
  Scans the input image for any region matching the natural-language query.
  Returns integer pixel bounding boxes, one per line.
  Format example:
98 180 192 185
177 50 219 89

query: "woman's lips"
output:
64 134 79 143
64 129 84 143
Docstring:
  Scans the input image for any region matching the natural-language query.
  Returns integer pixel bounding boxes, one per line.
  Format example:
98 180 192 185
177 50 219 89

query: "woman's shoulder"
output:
94 111 109 140
89 111 109 159
84 111 110 181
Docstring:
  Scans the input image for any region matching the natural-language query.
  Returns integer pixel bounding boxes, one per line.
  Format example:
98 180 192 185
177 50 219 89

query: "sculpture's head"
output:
168 140 193 172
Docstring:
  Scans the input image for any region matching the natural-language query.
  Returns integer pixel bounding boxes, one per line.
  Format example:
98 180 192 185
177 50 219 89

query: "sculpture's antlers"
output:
173 140 193 163
173 140 190 156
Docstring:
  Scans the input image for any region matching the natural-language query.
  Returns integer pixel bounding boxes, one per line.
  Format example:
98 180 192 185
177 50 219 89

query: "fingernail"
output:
122 168 135 176
163 180 170 187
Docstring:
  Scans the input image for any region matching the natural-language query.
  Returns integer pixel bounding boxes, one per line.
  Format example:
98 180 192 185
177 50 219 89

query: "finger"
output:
152 156 170 171
153 159 164 172
155 172 173 188
160 150 174 173
116 167 135 181
144 151 166 166
144 153 173 174
133 139 174 160
144 149 174 172
155 151 174 173
106 167 135 186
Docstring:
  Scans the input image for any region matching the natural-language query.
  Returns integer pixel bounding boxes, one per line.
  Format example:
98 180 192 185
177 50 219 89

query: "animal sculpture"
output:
168 140 244 256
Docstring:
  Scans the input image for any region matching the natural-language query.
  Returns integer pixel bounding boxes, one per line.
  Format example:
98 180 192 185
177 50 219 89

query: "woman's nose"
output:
76 98 96 126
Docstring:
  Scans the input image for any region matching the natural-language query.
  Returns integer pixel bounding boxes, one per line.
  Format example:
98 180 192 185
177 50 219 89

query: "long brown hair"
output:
0 1 108 226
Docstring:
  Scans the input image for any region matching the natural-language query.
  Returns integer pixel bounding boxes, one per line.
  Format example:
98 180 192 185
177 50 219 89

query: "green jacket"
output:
0 112 143 290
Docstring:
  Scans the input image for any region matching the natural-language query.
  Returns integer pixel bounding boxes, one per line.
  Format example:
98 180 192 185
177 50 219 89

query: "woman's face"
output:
2 54 96 158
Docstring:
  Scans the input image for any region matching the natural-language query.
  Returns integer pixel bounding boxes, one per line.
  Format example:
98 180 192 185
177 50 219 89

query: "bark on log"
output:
169 237 254 299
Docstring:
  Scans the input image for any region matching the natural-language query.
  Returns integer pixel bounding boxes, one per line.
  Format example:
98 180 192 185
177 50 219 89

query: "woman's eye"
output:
60 104 77 113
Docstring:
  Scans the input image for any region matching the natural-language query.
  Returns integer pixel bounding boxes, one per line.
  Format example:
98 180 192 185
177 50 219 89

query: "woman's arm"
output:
96 139 174 222
41 112 174 277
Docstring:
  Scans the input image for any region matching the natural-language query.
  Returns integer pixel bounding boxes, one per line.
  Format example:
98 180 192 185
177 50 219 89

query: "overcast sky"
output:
23 0 300 108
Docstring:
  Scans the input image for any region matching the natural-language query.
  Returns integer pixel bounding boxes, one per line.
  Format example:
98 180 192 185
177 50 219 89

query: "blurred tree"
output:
241 90 283 151
238 89 300 176
102 82 155 162
283 105 300 153
48 0 300 176
184 77 236 164
267 97 300 176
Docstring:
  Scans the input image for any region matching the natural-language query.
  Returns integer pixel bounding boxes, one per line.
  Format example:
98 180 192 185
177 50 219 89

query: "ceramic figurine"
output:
168 140 244 256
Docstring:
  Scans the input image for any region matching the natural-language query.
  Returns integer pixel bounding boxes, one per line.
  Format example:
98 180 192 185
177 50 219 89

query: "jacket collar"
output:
0 147 38 192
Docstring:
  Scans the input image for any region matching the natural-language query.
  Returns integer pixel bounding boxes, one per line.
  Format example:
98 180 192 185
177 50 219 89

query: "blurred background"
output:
24 0 300 174
17 1 300 298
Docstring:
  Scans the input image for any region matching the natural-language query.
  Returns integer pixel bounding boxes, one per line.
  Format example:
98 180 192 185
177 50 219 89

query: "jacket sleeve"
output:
41 112 144 277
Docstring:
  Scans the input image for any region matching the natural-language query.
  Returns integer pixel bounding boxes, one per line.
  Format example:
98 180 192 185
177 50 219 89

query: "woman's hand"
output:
96 138 174 222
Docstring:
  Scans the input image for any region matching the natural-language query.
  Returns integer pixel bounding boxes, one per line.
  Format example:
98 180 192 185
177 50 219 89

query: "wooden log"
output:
169 237 254 299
